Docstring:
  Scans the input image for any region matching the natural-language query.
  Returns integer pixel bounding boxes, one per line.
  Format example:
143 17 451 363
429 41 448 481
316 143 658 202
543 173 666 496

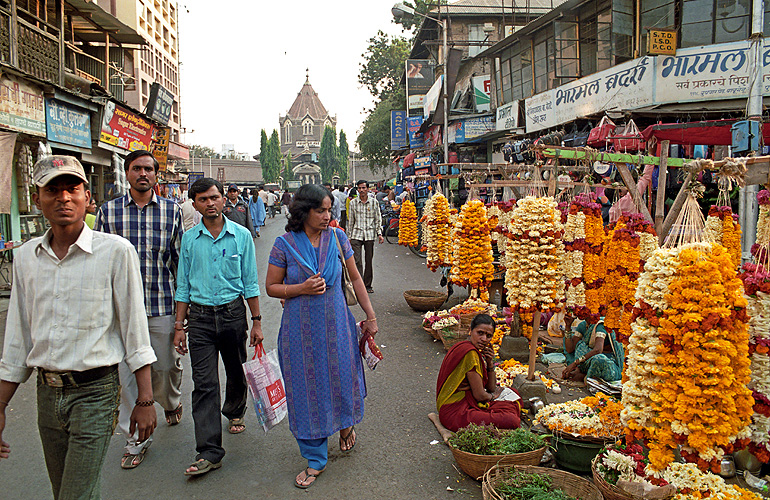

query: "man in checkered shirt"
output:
347 179 383 293
95 149 185 469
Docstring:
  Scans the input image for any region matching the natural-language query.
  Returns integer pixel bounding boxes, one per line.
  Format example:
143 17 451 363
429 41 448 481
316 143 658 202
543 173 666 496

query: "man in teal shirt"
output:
173 178 263 477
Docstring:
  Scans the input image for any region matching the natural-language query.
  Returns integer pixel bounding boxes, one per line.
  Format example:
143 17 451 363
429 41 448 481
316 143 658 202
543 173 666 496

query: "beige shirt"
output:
0 225 156 383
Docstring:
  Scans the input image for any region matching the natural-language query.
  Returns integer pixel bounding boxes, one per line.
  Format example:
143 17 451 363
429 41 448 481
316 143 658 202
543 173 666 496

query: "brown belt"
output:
38 364 118 388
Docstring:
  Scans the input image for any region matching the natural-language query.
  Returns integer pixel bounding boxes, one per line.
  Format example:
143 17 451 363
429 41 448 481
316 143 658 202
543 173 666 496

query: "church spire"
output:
305 68 309 84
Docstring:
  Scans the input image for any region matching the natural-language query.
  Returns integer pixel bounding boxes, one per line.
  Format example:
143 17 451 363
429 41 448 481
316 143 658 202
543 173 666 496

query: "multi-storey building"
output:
106 0 182 141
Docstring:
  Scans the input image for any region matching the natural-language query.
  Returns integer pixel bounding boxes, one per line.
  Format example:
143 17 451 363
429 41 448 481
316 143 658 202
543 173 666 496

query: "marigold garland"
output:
398 199 418 247
705 205 742 268
504 196 565 313
624 242 753 472
449 200 495 293
424 195 452 271
563 193 605 322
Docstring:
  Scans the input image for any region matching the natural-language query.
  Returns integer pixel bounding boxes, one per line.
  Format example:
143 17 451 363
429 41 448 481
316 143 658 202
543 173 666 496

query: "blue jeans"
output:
36 370 121 500
188 298 249 463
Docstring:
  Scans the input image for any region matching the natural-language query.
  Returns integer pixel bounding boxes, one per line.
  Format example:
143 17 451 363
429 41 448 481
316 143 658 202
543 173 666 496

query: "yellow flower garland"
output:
398 199 418 247
424 195 452 271
449 200 495 291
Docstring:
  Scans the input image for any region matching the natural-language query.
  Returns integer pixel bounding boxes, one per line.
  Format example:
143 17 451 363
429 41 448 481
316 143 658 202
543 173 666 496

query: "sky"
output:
177 1 411 157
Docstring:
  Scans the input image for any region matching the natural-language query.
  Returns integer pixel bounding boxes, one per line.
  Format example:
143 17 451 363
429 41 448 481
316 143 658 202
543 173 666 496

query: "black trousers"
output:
351 238 374 289
188 298 248 463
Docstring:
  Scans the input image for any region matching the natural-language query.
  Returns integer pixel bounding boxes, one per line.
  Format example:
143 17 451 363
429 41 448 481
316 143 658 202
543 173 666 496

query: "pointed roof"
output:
286 70 329 121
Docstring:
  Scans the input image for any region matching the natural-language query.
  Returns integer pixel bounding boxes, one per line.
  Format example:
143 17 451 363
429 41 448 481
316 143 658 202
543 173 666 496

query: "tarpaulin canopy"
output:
402 152 416 168
641 119 769 146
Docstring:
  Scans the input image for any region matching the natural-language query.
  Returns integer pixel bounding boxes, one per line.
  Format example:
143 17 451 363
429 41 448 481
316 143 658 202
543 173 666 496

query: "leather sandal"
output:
184 458 222 476
165 403 183 426
120 442 151 469
228 417 245 434
294 466 325 489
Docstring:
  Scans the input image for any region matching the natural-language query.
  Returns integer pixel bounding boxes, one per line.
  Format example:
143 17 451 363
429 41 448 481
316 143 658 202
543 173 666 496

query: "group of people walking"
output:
0 153 380 499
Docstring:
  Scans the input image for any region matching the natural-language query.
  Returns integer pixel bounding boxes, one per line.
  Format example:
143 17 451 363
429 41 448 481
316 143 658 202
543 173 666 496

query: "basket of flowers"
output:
481 464 603 500
592 442 675 500
447 424 548 481
422 310 459 341
535 392 623 472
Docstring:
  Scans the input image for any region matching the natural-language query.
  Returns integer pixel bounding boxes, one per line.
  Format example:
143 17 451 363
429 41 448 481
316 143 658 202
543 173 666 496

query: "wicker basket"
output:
482 464 603 500
450 445 546 481
423 325 442 341
459 312 477 331
591 456 674 500
404 290 447 311
438 325 468 350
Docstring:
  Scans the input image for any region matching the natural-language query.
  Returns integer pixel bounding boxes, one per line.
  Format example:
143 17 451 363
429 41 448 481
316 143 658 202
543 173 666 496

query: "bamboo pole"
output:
615 162 654 223
655 140 670 236
527 310 541 380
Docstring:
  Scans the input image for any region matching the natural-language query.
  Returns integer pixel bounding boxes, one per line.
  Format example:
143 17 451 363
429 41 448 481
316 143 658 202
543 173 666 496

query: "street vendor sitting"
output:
562 316 624 383
436 314 521 432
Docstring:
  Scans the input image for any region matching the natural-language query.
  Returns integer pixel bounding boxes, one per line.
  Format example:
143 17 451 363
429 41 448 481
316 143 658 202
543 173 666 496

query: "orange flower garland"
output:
449 200 495 292
398 199 418 247
625 243 753 472
705 206 742 268
424 194 452 271
564 193 605 322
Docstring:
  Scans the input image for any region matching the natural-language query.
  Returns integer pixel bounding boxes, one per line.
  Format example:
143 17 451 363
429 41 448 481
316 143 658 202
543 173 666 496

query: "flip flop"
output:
339 426 356 453
165 404 183 426
294 467 326 489
184 458 222 476
228 417 245 434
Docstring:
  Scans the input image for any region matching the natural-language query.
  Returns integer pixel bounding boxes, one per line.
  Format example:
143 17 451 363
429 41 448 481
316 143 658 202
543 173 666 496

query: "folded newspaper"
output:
495 386 522 403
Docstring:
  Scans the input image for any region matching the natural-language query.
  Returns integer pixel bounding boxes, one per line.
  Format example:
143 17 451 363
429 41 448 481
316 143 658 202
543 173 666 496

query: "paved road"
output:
0 214 485 499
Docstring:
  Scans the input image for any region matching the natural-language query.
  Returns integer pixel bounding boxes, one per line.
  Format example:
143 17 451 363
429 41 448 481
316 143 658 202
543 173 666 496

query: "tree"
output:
337 130 349 183
261 130 281 183
190 144 216 158
319 126 339 184
258 130 269 176
358 31 411 102
281 152 294 182
356 87 405 173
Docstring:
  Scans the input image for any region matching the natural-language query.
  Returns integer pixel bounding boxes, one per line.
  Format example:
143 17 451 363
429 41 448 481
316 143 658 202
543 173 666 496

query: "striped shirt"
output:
347 195 382 241
95 192 184 317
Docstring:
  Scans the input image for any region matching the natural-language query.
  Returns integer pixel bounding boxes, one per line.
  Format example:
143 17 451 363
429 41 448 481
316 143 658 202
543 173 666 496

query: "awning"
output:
640 119 769 146
65 0 146 45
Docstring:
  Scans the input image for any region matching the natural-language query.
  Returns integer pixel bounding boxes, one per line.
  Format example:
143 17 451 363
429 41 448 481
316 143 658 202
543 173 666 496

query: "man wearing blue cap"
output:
223 184 256 238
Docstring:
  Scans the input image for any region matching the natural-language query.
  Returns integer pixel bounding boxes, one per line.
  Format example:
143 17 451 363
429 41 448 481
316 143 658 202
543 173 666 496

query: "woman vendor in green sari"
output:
562 316 624 382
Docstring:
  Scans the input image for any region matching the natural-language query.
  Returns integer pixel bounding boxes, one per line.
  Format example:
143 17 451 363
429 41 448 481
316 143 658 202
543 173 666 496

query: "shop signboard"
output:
187 171 205 189
151 127 170 171
99 101 154 152
45 99 91 149
524 57 654 132
472 75 491 112
406 59 434 110
0 73 45 136
450 116 495 144
648 29 677 56
146 83 174 125
654 40 770 105
390 110 408 149
414 155 431 174
406 116 424 148
496 101 519 131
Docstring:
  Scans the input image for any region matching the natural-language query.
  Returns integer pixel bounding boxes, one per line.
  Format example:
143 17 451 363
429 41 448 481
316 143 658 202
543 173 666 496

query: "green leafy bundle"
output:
448 424 548 455
494 471 577 500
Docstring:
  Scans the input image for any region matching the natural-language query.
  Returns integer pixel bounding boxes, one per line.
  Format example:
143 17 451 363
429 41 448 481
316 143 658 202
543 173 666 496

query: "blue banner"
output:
390 110 408 150
45 99 91 149
406 116 424 148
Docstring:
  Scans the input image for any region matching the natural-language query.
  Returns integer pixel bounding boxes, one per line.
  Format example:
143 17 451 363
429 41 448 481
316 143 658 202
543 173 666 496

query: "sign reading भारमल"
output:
648 29 677 56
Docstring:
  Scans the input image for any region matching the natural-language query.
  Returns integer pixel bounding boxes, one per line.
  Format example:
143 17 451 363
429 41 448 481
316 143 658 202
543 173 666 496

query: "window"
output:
612 0 634 62
682 0 750 47
284 120 291 143
639 0 676 55
554 19 580 79
499 41 534 103
468 24 486 58
302 119 313 136
533 28 554 94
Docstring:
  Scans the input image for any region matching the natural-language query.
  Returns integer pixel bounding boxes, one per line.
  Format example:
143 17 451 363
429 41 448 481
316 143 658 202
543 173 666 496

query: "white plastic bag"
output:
242 344 287 432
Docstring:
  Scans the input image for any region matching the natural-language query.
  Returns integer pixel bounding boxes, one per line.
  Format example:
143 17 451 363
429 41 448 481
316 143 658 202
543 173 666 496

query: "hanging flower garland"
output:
398 199 418 247
563 193 605 322
449 200 495 295
504 196 565 313
705 205 742 268
624 242 753 473
424 194 452 271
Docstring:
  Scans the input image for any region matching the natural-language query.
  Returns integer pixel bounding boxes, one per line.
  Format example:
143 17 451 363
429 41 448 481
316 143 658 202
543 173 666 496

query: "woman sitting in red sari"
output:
436 314 521 432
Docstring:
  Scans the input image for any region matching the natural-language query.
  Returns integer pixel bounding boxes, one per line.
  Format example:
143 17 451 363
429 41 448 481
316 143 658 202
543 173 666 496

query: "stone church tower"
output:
279 71 337 185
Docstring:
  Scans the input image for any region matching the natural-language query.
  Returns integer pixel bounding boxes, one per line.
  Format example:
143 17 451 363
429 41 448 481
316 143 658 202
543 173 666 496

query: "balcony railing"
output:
17 16 59 83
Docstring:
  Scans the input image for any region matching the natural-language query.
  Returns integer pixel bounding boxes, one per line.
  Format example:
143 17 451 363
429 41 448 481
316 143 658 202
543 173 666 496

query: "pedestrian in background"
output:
265 183 378 489
267 189 278 218
347 180 383 293
95 149 185 469
249 189 266 237
181 195 202 231
323 182 340 224
174 178 263 477
281 189 292 216
0 156 157 498
85 196 97 229
332 185 347 228
223 183 256 238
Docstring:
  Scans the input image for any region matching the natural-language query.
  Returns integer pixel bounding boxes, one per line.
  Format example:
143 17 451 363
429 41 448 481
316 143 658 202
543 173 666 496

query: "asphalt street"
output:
0 213 487 499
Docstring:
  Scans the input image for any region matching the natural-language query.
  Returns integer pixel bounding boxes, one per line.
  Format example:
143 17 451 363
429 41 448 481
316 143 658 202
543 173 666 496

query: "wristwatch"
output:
251 315 262 321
